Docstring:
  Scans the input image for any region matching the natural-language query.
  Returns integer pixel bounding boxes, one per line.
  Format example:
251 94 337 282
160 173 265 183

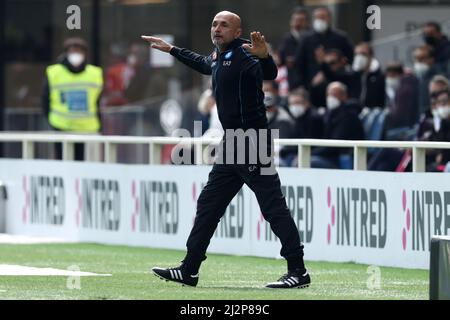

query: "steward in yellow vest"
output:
42 38 103 133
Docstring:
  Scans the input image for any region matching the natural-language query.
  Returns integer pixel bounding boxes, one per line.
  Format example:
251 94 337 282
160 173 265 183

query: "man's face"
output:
355 44 371 59
211 12 241 49
263 81 278 107
290 13 308 31
314 8 331 25
414 48 432 66
327 85 345 102
423 25 440 46
429 81 449 108
288 94 308 108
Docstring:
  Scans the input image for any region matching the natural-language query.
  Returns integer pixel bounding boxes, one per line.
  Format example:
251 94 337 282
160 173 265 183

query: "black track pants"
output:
183 162 305 273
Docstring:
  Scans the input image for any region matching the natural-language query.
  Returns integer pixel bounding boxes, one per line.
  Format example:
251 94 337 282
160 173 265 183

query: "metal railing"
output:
1 132 450 172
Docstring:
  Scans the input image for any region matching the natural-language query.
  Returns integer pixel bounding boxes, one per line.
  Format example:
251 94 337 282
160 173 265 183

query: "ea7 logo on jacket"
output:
223 61 231 66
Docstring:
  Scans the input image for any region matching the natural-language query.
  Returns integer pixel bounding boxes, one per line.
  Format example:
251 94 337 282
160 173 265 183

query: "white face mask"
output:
385 77 400 90
432 108 439 118
413 62 430 76
264 93 276 107
327 95 341 110
437 105 450 119
127 54 137 66
313 19 328 33
67 53 85 67
289 104 306 118
352 54 369 72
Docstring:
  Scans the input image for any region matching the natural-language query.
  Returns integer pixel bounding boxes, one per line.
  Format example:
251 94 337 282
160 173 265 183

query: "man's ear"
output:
235 28 242 39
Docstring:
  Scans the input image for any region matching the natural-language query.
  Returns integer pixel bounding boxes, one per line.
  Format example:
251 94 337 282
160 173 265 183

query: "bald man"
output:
142 11 310 289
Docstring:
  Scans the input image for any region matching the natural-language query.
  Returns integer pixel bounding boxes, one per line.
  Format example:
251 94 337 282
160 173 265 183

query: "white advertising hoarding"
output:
1 159 449 270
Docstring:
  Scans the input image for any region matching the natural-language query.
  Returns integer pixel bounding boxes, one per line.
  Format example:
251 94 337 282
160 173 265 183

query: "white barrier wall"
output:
1 159 449 269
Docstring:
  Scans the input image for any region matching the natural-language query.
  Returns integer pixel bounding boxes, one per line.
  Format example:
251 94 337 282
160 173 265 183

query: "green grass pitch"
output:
0 243 428 300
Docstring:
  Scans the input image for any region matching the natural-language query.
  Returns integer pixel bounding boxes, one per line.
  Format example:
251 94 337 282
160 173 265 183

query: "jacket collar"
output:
61 57 87 74
218 38 250 53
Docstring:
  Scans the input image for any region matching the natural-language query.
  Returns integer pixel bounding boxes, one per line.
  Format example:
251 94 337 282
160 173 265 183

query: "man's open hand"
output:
242 31 269 59
141 35 173 53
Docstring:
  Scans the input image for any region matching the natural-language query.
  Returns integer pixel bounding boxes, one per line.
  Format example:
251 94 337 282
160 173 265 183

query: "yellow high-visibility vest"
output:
46 63 103 132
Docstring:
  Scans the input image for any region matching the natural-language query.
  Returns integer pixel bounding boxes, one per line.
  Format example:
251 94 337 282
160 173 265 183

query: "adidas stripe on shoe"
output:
265 269 311 289
152 266 199 287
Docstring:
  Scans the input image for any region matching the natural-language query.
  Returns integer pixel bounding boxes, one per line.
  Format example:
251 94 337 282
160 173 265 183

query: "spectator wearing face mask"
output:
41 37 103 161
413 45 444 115
263 81 294 139
311 82 365 169
279 88 324 166
422 21 450 74
292 6 354 91
278 7 311 90
383 63 420 136
352 42 385 109
427 89 450 171
417 75 450 141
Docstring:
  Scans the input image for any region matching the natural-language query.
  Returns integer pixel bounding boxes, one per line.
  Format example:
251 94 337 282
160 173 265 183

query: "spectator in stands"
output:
263 80 294 167
197 87 222 138
312 48 358 107
352 42 385 109
280 88 324 166
417 75 450 141
383 63 420 138
293 7 354 91
422 21 450 73
102 43 136 107
311 82 365 169
413 45 443 115
123 43 152 103
263 81 293 139
278 7 310 90
287 88 323 139
427 89 450 171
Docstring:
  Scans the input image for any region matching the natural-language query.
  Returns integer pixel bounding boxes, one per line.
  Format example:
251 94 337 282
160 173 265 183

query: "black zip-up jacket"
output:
170 38 278 130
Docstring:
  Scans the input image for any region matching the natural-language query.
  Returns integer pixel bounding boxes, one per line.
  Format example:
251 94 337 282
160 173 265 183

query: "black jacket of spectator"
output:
428 118 450 170
267 107 294 139
359 63 386 108
385 73 420 131
320 63 360 100
293 29 354 89
290 107 324 139
319 61 385 108
280 107 324 160
433 36 450 72
313 102 365 160
417 109 435 141
278 31 308 90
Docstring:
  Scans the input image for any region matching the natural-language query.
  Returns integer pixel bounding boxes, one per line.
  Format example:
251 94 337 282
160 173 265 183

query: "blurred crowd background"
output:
1 0 450 171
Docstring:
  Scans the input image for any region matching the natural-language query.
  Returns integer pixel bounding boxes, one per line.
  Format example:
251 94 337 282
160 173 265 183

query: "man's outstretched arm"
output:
141 35 212 75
